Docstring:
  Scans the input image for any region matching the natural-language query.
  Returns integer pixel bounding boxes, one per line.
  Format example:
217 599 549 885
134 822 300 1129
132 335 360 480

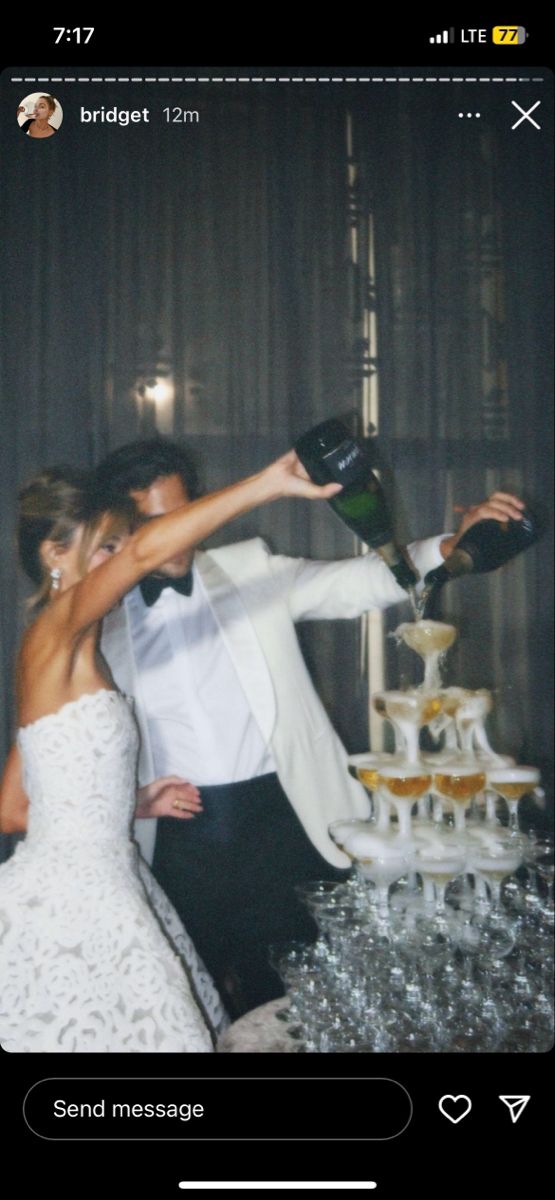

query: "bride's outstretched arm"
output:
57 451 341 638
0 745 28 834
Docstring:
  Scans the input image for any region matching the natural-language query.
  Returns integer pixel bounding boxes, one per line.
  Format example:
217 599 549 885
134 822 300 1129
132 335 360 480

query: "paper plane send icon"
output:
499 1096 531 1124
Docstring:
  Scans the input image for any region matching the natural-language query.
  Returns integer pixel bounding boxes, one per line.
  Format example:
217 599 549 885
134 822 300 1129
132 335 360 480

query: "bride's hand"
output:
136 776 202 819
263 450 342 501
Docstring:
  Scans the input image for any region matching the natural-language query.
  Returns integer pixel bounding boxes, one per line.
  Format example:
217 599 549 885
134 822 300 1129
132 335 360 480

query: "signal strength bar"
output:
429 29 455 43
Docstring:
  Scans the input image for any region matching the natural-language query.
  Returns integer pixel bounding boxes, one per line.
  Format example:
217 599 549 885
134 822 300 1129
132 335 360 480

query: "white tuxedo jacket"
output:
101 535 447 868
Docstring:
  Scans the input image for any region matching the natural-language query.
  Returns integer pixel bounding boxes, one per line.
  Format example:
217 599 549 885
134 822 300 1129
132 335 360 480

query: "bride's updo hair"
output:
18 466 135 614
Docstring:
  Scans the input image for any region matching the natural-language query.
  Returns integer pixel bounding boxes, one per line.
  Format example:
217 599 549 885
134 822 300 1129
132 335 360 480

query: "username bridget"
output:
80 107 150 125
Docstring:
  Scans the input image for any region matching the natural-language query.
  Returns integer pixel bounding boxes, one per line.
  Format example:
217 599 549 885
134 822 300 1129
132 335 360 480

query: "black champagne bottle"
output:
295 418 418 592
422 509 542 617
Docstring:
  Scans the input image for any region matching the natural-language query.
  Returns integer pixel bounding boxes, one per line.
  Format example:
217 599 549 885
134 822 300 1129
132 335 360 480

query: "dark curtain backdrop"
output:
349 81 553 801
0 83 367 868
1 75 552 862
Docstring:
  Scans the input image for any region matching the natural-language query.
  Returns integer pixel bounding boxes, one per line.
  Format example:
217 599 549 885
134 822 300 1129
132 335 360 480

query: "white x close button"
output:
511 100 542 130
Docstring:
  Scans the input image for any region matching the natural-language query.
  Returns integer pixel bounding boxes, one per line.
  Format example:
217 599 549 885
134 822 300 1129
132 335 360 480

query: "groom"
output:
96 438 524 1018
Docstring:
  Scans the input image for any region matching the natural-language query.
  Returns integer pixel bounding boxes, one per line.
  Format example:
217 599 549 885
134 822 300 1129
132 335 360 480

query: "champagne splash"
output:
393 620 457 691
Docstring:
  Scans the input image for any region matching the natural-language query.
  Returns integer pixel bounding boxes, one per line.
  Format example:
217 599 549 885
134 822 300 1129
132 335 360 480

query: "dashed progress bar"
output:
9 75 546 84
177 1185 378 1192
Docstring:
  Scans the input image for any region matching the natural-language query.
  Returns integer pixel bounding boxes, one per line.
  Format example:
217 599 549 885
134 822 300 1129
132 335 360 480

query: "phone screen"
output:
0 17 553 1197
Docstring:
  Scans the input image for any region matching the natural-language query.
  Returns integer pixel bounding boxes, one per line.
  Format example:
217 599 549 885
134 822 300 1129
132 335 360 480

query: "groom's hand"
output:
440 490 525 559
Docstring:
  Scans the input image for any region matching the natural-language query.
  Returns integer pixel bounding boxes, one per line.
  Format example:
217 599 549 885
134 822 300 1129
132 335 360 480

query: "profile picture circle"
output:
17 93 63 139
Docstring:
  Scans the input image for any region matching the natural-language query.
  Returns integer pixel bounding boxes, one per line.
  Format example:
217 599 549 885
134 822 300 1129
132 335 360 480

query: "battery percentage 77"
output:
492 26 528 44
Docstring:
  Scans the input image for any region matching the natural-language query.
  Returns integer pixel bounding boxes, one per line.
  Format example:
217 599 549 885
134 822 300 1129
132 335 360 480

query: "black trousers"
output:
152 772 347 1019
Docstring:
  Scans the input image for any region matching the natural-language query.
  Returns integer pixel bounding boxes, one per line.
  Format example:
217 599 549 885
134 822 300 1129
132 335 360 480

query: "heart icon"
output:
438 1095 472 1124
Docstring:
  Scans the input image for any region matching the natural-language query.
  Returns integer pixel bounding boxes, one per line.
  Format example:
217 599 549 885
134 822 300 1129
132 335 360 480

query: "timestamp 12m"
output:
163 108 200 124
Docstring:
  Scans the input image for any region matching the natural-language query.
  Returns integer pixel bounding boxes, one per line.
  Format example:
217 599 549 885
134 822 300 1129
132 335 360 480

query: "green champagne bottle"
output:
422 508 542 618
295 418 418 591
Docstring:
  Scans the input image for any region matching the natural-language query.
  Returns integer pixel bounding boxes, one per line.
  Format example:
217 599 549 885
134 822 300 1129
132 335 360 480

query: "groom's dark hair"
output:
93 437 202 506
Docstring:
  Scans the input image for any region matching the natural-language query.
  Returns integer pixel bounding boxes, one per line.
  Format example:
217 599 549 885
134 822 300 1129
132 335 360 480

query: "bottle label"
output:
322 438 372 487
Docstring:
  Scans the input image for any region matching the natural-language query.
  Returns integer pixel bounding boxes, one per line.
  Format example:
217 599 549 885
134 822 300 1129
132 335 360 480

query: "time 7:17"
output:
54 27 95 43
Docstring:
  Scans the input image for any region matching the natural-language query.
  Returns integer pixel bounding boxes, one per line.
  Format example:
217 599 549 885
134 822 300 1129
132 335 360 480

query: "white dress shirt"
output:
102 535 450 865
126 564 277 785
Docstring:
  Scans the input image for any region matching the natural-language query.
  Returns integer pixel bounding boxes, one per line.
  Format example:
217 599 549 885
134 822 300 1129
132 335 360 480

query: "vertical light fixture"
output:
347 110 384 750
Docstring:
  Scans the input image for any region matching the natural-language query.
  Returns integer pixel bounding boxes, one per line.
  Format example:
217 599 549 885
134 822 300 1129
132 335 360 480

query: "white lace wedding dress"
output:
0 689 228 1052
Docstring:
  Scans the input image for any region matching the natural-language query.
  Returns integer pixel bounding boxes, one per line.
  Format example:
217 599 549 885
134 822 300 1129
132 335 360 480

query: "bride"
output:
0 452 340 1052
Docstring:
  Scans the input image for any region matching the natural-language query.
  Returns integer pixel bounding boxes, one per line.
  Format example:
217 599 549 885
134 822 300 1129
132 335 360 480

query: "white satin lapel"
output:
101 596 157 865
100 601 134 694
196 551 276 745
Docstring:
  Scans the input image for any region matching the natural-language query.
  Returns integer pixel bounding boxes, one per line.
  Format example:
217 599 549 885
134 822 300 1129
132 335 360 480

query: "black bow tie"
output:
139 570 194 607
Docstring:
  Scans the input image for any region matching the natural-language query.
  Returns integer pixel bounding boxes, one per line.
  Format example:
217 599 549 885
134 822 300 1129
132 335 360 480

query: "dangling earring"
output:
50 567 62 591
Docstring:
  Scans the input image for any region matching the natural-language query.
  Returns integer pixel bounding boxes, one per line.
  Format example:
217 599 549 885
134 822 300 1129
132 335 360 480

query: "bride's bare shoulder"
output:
18 601 68 678
16 624 73 727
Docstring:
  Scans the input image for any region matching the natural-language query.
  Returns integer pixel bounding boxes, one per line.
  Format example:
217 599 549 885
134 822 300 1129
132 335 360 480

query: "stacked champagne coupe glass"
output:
274 619 554 1053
